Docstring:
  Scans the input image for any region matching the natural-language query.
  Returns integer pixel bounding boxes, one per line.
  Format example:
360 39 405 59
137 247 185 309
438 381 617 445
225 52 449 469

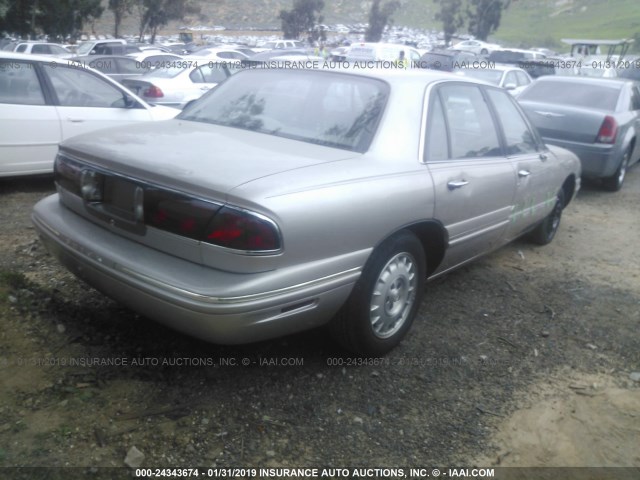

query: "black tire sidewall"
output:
335 231 426 356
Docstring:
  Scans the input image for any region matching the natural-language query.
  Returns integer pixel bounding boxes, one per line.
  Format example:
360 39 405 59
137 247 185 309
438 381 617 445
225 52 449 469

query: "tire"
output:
529 189 565 245
329 230 426 356
480 48 488 55
602 150 629 192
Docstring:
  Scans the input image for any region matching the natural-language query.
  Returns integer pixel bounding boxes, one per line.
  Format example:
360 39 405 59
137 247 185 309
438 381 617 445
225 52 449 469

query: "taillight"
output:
596 116 617 144
205 207 281 252
144 188 220 241
143 85 164 98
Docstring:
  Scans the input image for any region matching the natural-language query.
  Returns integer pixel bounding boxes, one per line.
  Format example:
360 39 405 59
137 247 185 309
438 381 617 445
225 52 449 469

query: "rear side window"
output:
518 81 620 111
438 84 501 159
0 61 45 105
424 95 449 162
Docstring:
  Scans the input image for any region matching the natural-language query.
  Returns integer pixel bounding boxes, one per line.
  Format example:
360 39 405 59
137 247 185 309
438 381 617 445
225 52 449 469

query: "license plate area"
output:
83 172 145 235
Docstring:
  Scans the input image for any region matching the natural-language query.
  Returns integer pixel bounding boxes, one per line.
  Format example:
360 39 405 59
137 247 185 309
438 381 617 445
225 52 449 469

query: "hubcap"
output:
369 252 417 339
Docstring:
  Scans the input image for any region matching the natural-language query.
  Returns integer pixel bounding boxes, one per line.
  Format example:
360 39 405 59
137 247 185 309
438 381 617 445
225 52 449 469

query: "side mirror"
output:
504 83 517 90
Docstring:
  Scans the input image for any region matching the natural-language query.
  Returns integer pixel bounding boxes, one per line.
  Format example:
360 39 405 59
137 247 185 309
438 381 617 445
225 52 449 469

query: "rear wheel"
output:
529 189 565 245
330 231 426 356
480 48 488 55
603 150 629 192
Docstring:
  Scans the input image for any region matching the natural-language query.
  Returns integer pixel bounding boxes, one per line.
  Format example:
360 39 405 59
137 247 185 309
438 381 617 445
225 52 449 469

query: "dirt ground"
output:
0 166 639 477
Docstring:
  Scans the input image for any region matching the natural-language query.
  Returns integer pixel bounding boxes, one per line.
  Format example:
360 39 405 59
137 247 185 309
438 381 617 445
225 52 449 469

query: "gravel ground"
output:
0 169 639 479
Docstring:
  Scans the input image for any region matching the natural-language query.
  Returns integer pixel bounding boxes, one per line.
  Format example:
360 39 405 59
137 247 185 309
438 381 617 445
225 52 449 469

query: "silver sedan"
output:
518 76 640 191
32 68 581 355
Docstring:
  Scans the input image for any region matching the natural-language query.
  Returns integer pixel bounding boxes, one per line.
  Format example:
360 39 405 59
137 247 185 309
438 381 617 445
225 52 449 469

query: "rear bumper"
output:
32 195 360 344
543 138 620 178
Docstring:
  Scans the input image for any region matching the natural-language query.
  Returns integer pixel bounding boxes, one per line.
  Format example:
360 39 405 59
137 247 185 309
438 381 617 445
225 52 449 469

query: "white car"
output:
0 52 178 177
189 47 250 62
456 65 533 96
449 39 501 55
6 41 73 59
121 61 237 109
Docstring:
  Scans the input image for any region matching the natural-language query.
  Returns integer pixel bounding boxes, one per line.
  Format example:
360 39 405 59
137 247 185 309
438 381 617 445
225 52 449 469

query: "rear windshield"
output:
518 80 621 111
461 69 503 85
178 69 389 153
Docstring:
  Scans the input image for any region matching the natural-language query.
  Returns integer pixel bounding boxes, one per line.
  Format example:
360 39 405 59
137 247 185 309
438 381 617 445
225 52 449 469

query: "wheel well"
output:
561 175 577 208
405 221 447 276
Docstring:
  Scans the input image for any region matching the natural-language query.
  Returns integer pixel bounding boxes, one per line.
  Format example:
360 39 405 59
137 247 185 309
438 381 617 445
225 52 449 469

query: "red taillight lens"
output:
596 115 617 144
144 189 220 240
143 85 164 98
205 207 281 252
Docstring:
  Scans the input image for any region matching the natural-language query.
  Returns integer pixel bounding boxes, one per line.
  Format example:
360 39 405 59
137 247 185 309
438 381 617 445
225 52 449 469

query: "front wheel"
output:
528 189 565 245
602 150 629 192
329 231 426 355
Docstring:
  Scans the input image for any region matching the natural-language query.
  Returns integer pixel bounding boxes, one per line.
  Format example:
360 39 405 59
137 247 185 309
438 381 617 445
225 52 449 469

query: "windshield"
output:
76 42 93 56
178 70 389 153
519 80 621 111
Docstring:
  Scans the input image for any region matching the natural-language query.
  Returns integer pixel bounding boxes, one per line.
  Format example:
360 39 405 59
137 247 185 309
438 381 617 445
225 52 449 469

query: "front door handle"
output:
66 118 85 123
518 170 531 177
447 180 469 190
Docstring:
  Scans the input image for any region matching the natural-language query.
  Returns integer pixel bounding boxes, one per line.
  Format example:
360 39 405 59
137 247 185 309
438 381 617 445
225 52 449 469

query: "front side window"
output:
0 61 45 105
179 70 389 153
438 84 501 159
487 89 538 155
43 64 125 108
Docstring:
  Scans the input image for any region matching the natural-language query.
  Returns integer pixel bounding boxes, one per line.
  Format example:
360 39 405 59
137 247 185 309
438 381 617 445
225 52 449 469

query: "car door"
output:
485 88 557 240
0 59 61 176
40 63 153 140
424 83 517 274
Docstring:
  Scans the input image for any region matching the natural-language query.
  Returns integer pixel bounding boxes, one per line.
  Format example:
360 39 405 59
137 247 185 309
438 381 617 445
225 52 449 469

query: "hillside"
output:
97 0 640 49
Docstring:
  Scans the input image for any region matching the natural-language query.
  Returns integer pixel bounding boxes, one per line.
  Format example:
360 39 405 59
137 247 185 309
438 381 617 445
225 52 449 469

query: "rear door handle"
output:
518 170 531 177
66 118 85 123
447 180 469 190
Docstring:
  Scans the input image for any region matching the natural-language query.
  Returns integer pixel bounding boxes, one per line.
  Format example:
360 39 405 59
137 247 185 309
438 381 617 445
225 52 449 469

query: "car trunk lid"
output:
520 101 610 144
59 119 359 202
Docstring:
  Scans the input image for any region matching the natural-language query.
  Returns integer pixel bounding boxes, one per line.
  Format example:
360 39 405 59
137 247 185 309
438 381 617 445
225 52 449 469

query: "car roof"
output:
1 50 70 63
534 75 630 88
238 64 487 90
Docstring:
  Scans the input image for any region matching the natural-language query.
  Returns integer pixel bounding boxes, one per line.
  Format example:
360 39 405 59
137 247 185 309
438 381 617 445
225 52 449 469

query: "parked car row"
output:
1 42 637 354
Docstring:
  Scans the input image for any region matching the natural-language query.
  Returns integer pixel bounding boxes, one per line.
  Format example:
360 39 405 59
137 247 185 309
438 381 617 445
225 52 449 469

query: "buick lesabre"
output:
32 68 581 355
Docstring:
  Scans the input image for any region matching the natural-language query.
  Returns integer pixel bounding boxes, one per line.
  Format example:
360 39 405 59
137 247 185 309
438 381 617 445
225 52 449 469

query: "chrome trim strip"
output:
114 264 360 305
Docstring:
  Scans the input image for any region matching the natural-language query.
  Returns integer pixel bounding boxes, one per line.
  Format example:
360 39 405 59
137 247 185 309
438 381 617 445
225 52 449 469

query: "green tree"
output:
0 0 102 39
38 0 103 40
108 0 133 38
137 0 200 43
433 0 464 46
0 0 10 20
279 0 324 41
466 0 512 41
365 0 400 42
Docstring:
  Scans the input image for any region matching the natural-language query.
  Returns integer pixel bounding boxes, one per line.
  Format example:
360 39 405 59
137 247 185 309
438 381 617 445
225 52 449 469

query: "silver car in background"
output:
518 76 640 190
32 69 580 355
